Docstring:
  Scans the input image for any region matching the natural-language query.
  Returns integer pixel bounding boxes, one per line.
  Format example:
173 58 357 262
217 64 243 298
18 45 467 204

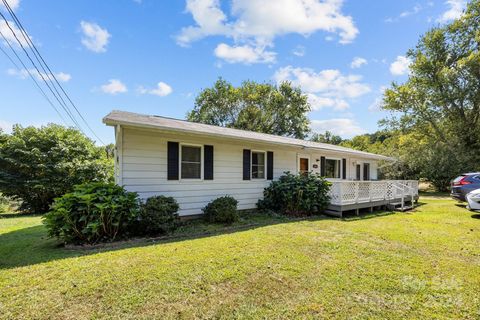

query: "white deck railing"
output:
328 180 419 206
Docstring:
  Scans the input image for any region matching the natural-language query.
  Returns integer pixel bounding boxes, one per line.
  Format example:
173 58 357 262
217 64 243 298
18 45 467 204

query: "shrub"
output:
0 193 18 213
203 196 239 224
43 182 139 244
257 172 331 216
0 124 113 214
137 196 179 235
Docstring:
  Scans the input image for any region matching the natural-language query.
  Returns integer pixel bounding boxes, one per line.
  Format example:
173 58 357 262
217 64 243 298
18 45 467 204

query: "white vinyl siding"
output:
119 127 380 216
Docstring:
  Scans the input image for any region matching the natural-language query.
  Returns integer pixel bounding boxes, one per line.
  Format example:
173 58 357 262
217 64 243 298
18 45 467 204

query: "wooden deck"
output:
326 180 419 217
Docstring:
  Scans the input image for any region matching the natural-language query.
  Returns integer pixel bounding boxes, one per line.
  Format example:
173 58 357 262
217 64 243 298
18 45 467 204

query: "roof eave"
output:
104 116 393 161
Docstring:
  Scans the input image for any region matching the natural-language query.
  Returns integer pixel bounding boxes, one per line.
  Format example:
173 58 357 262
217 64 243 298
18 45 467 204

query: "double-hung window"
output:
325 159 341 179
181 145 202 179
251 151 266 179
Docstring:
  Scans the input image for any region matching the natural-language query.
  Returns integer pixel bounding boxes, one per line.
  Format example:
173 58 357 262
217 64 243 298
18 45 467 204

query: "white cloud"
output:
138 82 173 97
389 55 411 76
214 43 276 64
100 79 127 95
80 21 111 53
0 120 12 133
437 0 466 23
0 0 20 11
292 45 305 57
385 4 423 23
0 19 30 47
368 85 388 112
7 68 71 82
311 118 365 138
273 65 370 111
178 0 358 45
177 0 358 63
350 57 367 69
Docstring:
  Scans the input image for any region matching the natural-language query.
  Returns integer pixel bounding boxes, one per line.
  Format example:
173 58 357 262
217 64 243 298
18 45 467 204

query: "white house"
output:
103 110 418 217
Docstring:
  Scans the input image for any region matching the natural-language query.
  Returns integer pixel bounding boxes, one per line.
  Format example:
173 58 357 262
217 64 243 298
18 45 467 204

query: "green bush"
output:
137 196 179 235
257 172 331 216
203 196 239 224
43 182 139 244
0 124 113 213
0 193 18 213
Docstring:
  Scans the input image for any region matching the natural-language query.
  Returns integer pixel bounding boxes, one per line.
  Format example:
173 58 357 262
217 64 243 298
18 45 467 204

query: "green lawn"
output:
1 196 479 319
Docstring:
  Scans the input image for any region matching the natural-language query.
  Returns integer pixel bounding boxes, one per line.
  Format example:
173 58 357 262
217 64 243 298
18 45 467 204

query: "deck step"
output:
387 201 414 212
394 205 413 212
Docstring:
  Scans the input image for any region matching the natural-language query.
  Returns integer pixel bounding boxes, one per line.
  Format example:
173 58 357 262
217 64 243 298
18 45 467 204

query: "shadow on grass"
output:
471 214 480 219
0 213 41 219
0 212 333 270
419 191 450 198
0 207 410 270
341 201 426 221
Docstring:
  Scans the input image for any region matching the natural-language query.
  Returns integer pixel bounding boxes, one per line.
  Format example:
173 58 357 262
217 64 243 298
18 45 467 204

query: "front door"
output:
297 154 310 175
299 158 309 174
356 164 361 180
363 163 370 181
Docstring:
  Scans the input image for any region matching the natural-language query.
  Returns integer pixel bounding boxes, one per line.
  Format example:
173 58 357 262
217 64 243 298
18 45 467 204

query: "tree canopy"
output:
0 124 113 213
378 0 480 189
310 131 343 145
187 78 311 139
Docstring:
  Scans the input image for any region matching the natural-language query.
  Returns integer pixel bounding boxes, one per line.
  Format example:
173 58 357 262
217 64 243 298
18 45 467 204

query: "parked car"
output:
466 189 480 211
450 173 480 202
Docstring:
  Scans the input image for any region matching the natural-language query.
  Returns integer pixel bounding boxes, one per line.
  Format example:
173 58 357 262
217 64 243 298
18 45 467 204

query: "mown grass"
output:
0 196 479 319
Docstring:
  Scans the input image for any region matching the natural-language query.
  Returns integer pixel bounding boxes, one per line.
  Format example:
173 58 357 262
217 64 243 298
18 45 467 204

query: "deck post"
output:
355 182 359 204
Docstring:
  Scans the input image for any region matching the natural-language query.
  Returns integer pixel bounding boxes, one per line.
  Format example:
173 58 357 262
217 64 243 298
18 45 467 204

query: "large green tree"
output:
381 0 480 189
0 124 113 213
310 131 343 145
187 78 311 139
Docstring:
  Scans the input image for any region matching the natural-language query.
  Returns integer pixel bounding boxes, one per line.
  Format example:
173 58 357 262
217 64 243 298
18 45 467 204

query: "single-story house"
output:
103 110 418 217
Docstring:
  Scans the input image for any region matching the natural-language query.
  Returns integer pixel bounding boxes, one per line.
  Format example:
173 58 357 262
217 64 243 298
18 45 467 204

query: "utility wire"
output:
0 11 84 131
0 29 68 125
1 0 106 145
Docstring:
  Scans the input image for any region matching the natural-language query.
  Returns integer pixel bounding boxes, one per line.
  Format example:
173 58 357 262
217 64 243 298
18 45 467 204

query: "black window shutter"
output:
320 156 326 176
243 149 251 180
342 158 347 179
267 151 274 180
363 163 370 181
167 141 179 180
204 145 214 180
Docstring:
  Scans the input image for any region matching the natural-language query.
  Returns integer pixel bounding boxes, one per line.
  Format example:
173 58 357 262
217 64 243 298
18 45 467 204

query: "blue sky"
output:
0 0 467 144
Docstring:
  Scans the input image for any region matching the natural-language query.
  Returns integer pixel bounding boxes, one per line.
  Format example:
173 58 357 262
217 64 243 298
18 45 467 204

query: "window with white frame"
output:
251 151 266 179
325 159 341 178
181 145 202 179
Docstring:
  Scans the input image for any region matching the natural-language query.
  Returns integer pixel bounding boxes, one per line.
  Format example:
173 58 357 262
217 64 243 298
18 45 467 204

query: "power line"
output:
1 0 106 145
0 29 68 125
0 11 84 131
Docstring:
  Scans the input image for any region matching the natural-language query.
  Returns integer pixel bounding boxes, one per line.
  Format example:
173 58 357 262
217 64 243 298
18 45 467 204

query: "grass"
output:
1 196 479 319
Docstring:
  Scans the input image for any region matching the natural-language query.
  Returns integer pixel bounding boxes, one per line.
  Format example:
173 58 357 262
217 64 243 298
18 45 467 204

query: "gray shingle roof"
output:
103 110 392 160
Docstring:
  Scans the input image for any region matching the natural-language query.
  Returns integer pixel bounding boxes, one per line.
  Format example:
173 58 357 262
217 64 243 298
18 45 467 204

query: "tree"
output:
381 0 480 190
341 131 422 181
0 124 113 213
310 131 343 145
187 78 311 139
